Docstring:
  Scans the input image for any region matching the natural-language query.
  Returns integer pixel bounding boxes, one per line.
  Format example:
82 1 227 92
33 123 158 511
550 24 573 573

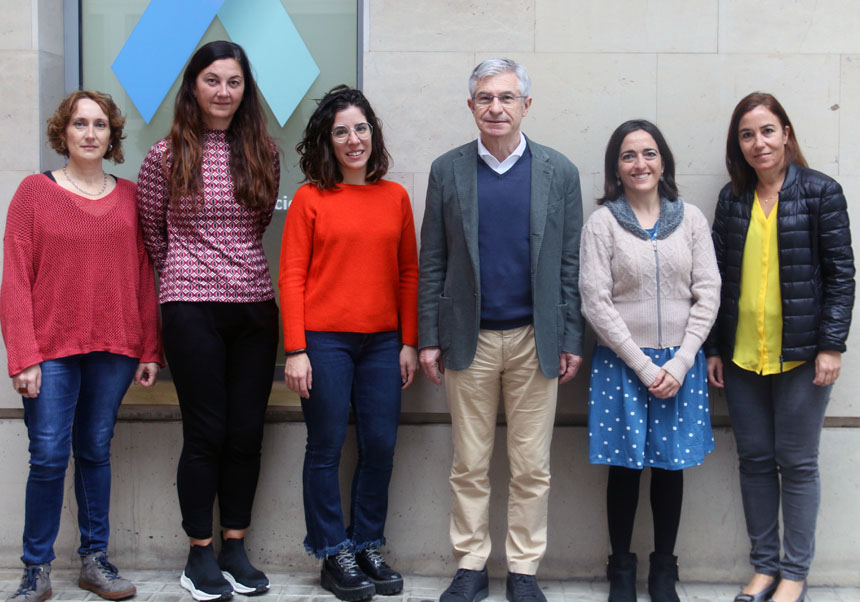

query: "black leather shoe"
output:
505 573 546 602
439 568 489 602
320 546 375 602
355 545 403 595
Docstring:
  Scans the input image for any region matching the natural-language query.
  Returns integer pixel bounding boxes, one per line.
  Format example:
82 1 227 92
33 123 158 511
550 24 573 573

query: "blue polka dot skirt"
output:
588 345 715 470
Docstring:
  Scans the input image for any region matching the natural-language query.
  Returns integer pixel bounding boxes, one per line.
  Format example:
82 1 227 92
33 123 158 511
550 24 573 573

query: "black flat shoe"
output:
734 576 778 602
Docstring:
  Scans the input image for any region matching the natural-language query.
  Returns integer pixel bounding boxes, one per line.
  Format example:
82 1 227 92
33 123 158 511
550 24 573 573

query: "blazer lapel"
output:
453 144 480 275
528 139 554 272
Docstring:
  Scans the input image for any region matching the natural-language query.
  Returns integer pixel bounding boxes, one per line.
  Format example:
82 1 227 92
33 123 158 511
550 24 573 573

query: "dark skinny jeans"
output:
724 360 831 581
162 300 279 540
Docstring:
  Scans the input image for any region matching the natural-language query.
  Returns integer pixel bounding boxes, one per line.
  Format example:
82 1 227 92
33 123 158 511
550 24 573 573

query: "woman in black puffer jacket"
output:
706 92 854 602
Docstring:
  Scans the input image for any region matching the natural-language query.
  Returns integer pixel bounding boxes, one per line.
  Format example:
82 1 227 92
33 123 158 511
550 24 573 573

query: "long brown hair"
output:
725 92 807 196
166 40 278 209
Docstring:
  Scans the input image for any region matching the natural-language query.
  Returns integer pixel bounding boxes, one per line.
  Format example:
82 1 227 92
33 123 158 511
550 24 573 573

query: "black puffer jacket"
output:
705 163 855 362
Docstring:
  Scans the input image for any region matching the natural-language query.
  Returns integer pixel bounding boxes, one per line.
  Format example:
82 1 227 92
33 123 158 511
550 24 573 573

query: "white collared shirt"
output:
477 132 526 175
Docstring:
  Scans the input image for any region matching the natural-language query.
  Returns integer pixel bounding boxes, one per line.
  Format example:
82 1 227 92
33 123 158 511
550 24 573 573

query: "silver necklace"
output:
63 166 107 196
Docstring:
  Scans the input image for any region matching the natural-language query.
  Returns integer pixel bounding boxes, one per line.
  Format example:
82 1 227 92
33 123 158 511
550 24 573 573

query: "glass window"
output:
80 0 359 390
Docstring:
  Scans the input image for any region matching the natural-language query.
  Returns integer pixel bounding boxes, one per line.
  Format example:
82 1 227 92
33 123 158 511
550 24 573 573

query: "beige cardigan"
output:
579 200 720 387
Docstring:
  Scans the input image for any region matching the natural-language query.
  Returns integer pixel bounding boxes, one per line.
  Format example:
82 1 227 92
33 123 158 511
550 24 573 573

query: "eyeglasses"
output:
331 122 373 143
472 93 525 107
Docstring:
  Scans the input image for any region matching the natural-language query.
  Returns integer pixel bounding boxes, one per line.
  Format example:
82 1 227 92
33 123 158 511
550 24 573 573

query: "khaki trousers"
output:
444 324 558 575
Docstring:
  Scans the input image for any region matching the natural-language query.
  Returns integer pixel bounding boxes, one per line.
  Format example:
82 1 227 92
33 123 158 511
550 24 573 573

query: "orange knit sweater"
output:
279 180 418 351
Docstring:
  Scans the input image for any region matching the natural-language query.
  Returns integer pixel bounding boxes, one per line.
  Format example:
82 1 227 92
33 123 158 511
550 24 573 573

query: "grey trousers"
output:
724 361 831 581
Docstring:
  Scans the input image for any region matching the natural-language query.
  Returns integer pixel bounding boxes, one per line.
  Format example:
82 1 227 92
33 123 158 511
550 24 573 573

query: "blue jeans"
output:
301 331 402 557
21 352 138 565
724 361 831 581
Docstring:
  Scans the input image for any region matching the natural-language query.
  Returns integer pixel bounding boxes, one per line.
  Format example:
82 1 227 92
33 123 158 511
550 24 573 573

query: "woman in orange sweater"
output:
279 85 418 602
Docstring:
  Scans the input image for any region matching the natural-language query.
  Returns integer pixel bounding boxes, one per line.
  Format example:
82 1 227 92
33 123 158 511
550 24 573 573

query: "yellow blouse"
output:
732 193 804 374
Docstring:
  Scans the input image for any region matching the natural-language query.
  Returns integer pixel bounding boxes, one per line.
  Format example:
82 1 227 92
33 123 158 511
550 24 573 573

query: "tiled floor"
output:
0 570 857 602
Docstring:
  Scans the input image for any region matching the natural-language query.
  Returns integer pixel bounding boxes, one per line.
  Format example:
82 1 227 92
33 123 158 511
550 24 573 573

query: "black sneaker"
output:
505 573 546 602
439 568 488 602
180 543 233 601
320 545 375 602
218 538 269 596
355 545 403 595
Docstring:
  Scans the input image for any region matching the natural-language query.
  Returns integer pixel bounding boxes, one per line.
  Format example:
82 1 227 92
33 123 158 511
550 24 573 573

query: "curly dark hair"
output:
46 91 126 163
598 119 678 204
726 92 807 196
297 85 390 189
166 40 279 210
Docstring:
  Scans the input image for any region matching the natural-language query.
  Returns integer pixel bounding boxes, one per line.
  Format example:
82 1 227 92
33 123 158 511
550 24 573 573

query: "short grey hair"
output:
468 58 531 98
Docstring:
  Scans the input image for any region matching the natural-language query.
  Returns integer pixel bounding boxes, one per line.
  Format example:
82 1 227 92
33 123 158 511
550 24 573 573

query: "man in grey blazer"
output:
418 58 584 602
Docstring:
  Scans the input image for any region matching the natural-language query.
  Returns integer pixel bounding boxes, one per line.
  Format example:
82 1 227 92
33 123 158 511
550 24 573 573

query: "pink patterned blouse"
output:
137 129 279 303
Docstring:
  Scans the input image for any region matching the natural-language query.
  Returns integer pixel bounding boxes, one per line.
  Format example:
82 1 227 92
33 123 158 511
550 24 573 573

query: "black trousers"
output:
162 300 279 540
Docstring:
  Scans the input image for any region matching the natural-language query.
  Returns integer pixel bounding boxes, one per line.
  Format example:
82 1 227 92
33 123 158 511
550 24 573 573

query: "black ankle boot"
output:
606 553 637 602
648 552 680 602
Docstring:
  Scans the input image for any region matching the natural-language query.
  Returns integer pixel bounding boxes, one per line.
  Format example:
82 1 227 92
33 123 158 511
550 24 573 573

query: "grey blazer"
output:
417 137 584 379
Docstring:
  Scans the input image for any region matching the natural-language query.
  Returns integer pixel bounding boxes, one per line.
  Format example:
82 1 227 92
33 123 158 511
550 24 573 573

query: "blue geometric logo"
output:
112 0 319 126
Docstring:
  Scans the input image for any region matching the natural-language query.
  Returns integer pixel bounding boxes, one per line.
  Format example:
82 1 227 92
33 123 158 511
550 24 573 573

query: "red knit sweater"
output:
0 174 162 376
279 180 418 351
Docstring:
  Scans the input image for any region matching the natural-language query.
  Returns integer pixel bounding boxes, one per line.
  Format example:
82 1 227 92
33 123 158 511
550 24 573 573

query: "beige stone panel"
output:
675 174 728 221
0 52 40 172
581 171 605 217
839 56 860 176
658 54 840 177
720 0 860 54
363 51 478 174
0 0 33 50
368 0 534 52
489 53 657 184
536 0 718 53
36 0 63 56
1 421 859 582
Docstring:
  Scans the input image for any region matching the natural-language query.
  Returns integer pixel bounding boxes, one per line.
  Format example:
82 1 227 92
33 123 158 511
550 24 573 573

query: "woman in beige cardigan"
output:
579 120 720 602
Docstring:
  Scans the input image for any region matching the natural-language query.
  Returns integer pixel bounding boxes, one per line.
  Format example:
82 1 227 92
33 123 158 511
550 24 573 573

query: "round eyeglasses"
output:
331 122 373 143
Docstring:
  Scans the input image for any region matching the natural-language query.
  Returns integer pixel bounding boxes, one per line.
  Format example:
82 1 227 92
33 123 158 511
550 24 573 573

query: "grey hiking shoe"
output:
7 564 52 602
78 552 137 600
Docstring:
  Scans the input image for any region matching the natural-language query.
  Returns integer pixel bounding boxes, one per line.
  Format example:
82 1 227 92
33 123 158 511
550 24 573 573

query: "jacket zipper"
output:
652 238 663 348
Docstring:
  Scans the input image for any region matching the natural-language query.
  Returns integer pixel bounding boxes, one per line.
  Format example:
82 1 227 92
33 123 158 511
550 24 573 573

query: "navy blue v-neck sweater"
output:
476 144 533 330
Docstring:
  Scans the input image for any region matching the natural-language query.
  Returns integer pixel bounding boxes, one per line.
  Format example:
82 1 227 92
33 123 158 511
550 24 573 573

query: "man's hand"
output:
559 352 582 384
419 346 444 385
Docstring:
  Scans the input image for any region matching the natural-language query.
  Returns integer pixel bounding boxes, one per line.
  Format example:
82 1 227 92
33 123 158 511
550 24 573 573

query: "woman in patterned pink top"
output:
137 41 279 601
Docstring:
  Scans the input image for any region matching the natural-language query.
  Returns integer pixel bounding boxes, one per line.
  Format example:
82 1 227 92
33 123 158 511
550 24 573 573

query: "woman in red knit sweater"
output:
1 91 162 602
137 41 280 601
279 85 418 601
